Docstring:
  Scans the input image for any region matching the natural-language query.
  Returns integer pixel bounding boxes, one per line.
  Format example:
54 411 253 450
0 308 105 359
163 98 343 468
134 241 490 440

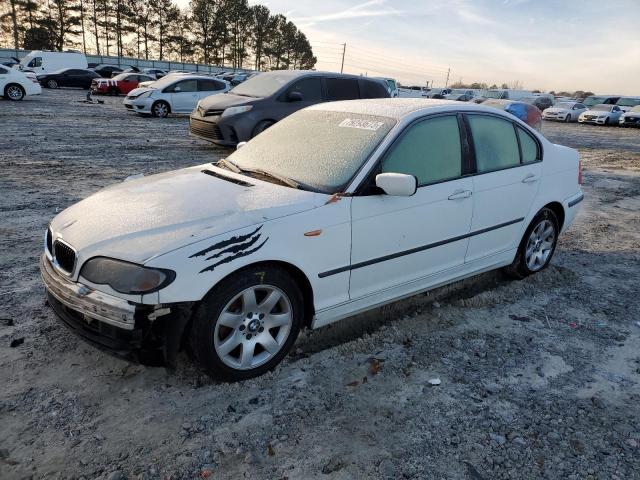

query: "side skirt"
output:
311 248 516 329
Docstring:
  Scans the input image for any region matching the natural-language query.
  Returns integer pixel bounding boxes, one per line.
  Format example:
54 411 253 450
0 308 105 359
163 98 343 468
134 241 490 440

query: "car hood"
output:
582 109 611 115
50 164 327 264
198 92 258 110
545 107 570 114
127 86 154 97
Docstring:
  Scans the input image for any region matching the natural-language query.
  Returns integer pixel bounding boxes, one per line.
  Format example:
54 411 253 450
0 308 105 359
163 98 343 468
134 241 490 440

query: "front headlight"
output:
80 257 175 294
221 105 253 118
138 91 153 99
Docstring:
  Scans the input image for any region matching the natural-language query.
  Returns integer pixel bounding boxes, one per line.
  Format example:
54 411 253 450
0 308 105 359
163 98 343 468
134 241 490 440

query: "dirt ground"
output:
1 89 639 480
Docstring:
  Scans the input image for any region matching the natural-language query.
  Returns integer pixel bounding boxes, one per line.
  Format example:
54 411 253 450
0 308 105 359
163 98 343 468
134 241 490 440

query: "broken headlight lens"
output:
80 257 175 294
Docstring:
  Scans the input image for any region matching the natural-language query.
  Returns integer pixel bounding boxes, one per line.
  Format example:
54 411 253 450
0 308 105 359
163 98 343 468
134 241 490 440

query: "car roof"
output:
308 98 507 120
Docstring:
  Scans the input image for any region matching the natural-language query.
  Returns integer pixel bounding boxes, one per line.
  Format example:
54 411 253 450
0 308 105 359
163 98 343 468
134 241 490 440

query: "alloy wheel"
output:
47 80 58 89
153 102 168 117
525 219 555 271
7 85 23 100
214 285 293 370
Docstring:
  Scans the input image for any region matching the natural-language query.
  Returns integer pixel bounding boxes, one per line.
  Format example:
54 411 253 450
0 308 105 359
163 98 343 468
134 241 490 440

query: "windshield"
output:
112 73 128 81
386 79 397 90
616 97 640 107
484 90 505 99
554 102 574 109
592 104 612 112
230 72 294 98
227 110 396 193
450 89 469 95
583 96 608 107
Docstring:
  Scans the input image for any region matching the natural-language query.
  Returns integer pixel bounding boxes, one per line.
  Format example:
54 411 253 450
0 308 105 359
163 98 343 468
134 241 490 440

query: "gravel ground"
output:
1 89 639 480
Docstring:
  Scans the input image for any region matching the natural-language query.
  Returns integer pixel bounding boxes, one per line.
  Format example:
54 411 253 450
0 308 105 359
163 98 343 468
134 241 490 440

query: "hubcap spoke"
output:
240 342 255 368
264 313 291 329
218 312 244 328
259 333 280 354
259 290 281 313
242 289 258 312
217 331 242 356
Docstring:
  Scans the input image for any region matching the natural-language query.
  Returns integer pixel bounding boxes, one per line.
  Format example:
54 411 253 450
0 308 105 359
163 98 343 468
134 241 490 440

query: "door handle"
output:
448 189 472 200
522 173 539 183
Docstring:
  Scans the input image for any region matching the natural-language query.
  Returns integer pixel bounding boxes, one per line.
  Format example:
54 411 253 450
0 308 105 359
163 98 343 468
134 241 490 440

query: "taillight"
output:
578 159 583 185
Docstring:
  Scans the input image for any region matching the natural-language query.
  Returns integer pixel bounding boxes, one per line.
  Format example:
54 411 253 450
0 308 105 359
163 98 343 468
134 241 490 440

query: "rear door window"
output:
326 78 360 101
516 127 540 163
198 79 226 91
284 77 323 101
468 115 520 173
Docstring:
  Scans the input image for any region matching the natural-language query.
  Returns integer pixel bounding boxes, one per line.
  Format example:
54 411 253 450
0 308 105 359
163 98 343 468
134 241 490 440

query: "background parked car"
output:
142 68 167 79
18 51 87 75
542 101 587 122
38 68 100 89
581 95 620 108
190 70 391 146
614 96 640 112
91 64 124 78
619 105 640 127
1 56 20 68
123 74 230 117
521 95 554 111
445 89 477 101
482 99 542 130
91 73 155 95
0 65 41 100
578 104 623 125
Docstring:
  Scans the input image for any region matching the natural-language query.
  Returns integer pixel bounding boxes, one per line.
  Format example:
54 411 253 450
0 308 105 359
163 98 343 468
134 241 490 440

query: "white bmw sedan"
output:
542 101 587 122
41 99 583 380
123 74 230 117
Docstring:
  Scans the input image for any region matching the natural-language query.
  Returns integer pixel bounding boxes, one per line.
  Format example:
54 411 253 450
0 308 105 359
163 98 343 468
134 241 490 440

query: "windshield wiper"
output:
215 158 241 173
242 167 302 189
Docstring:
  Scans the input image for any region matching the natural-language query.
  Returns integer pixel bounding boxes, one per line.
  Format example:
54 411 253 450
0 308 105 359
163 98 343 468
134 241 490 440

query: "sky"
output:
175 0 640 94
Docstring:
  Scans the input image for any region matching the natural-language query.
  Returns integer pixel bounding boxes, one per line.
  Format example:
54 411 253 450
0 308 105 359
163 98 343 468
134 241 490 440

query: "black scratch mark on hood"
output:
205 233 261 261
190 225 263 258
199 238 269 273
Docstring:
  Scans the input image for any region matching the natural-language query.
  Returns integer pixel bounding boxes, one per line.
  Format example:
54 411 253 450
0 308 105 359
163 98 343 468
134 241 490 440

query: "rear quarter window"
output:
326 78 360 101
359 79 391 99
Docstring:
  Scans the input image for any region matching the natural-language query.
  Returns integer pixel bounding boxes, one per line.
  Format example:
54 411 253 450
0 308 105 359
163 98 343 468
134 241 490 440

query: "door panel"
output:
349 114 473 299
464 115 541 262
350 178 474 299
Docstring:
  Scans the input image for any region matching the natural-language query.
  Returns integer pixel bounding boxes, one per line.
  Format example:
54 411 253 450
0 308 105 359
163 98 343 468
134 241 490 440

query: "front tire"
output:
564 114 571 122
504 208 559 279
5 84 25 101
190 265 304 381
46 79 58 89
151 100 170 118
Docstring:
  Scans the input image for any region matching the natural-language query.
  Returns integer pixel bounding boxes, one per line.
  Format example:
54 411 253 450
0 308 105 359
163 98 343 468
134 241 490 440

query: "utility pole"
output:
445 68 450 88
340 43 346 73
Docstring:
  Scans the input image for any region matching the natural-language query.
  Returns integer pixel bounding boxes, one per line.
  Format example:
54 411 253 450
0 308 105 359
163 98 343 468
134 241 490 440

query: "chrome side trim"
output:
40 254 136 330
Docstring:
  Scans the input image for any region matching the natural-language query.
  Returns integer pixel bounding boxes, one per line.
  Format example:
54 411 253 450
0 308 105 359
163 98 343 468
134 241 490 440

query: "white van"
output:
18 51 88 75
480 89 533 101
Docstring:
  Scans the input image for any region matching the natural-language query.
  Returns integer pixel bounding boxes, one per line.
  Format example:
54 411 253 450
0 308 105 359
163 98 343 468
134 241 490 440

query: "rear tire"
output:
189 265 303 381
151 100 170 118
251 120 275 138
5 84 25 101
46 79 58 89
503 208 559 280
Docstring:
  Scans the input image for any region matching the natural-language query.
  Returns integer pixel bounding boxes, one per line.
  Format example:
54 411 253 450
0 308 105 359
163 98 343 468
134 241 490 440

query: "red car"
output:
91 73 155 95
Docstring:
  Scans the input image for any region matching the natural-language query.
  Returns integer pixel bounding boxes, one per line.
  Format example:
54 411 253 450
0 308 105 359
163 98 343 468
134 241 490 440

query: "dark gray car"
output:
189 70 390 146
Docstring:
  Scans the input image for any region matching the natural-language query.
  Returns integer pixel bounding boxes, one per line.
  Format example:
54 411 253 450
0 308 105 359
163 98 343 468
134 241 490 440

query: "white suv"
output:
0 66 41 101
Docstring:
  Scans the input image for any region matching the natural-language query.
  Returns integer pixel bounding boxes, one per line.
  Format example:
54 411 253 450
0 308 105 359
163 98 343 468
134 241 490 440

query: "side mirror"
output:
375 173 417 197
287 91 303 102
236 141 247 150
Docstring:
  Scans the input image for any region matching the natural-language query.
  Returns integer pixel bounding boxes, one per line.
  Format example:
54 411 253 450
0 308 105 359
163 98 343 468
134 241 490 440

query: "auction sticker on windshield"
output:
339 118 385 131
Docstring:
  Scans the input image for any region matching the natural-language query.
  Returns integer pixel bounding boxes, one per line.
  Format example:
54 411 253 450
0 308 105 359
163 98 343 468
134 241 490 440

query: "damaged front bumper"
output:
40 254 192 365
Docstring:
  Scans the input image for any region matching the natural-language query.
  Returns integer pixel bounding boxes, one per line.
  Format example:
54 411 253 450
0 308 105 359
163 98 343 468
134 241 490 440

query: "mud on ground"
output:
1 90 639 480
